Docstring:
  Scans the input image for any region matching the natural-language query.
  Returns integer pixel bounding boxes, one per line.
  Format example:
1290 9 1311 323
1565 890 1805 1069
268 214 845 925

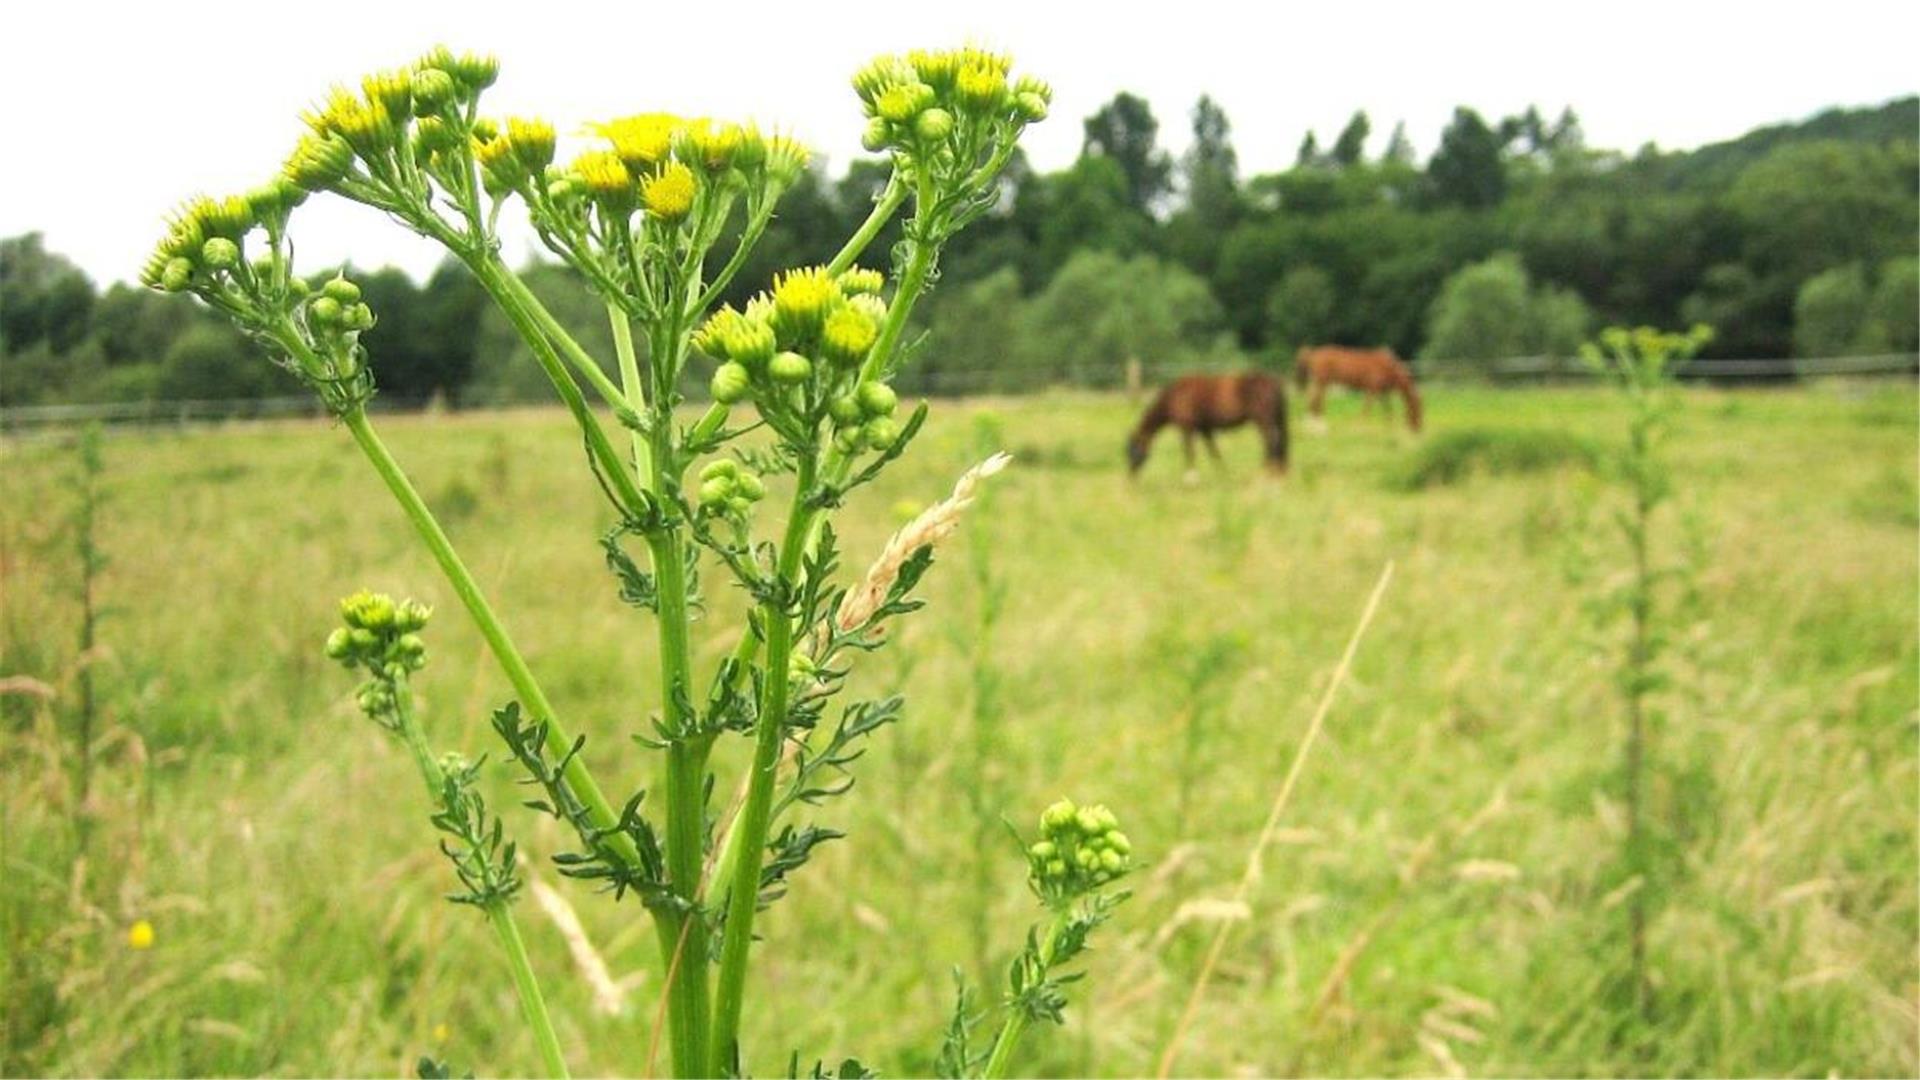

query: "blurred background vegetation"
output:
2 93 1915 408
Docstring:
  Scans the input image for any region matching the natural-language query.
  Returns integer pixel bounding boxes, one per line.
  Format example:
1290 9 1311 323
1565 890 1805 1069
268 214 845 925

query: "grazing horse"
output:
1295 345 1423 432
1127 373 1289 477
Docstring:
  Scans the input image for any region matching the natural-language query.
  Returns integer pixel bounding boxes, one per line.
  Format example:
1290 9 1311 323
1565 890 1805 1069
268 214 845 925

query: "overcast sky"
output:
5 0 1914 286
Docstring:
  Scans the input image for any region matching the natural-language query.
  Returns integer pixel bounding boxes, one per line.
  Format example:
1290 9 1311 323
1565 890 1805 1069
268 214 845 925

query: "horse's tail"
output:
1396 367 1423 433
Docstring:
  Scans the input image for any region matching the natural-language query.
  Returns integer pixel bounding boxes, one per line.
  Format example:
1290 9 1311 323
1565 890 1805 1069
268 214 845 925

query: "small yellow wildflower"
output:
506 117 557 172
770 267 839 342
573 151 634 204
821 306 878 366
127 919 155 950
595 113 680 171
433 1022 450 1043
642 162 697 223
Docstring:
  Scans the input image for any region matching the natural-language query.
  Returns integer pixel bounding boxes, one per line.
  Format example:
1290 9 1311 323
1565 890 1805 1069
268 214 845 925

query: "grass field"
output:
3 384 1915 1078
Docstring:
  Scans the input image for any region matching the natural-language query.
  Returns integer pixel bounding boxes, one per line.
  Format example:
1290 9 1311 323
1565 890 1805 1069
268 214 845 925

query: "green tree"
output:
1382 121 1416 165
1864 257 1919 353
1081 92 1173 213
1295 130 1323 169
1019 251 1227 386
1792 264 1872 356
1428 107 1509 209
1423 252 1590 371
1182 95 1240 226
919 268 1025 393
1 233 96 356
1729 140 1918 281
156 325 297 400
1264 266 1337 356
1331 111 1371 167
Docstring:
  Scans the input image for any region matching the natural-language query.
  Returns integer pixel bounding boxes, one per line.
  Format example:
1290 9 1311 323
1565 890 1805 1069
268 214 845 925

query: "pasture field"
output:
2 384 1915 1078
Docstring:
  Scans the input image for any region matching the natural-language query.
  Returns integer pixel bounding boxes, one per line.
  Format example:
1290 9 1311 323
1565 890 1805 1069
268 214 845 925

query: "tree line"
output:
3 94 1914 407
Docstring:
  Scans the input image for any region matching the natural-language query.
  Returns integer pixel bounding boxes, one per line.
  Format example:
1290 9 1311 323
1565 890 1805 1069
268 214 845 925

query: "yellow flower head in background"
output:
127 919 155 950
595 113 681 172
573 150 634 203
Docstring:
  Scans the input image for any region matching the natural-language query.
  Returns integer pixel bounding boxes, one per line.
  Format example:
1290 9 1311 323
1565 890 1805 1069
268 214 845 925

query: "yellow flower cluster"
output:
553 114 810 227
287 46 500 191
851 46 1049 159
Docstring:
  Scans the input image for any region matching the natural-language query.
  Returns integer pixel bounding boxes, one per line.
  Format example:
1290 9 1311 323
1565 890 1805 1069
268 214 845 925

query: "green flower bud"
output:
699 476 735 506
1106 830 1131 855
323 277 361 304
287 276 311 298
324 627 353 660
833 426 864 454
769 267 838 344
449 51 500 91
395 600 432 632
709 362 750 404
397 631 426 657
861 118 892 153
1042 799 1076 831
309 296 343 326
411 68 457 111
914 107 954 142
856 381 898 417
159 258 194 293
768 351 811 385
828 395 863 425
725 320 777 368
727 495 753 516
734 473 765 501
837 267 885 296
1045 858 1067 879
1029 840 1056 861
1074 807 1102 835
862 417 900 451
200 238 240 270
285 134 355 192
1014 92 1049 124
348 627 378 652
699 458 740 482
345 303 376 332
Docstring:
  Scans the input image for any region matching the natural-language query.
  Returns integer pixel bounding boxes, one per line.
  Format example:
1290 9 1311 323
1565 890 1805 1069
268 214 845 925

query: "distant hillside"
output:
1655 96 1918 190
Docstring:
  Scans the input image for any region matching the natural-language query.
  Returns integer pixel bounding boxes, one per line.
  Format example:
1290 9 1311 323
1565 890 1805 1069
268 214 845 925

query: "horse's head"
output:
1125 431 1150 475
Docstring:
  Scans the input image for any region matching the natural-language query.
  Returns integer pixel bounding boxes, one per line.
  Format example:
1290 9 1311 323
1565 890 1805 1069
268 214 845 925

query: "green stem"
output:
490 901 572 1079
609 305 652 482
980 913 1068 1080
497 263 630 414
340 408 645 877
826 179 906 277
465 257 648 517
393 693 569 1079
708 451 820 1074
626 308 712 1080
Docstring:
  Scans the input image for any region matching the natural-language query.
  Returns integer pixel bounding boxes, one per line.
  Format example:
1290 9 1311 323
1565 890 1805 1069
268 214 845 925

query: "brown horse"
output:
1127 373 1289 477
1295 345 1423 432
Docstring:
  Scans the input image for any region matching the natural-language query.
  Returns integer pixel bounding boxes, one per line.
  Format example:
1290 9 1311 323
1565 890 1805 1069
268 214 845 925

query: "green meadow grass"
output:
3 383 1914 1077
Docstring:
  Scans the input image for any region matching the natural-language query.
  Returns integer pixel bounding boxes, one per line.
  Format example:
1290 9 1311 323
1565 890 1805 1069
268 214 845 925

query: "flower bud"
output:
475 135 527 194
159 257 194 293
205 195 254 239
862 416 900 450
856 381 897 417
285 134 356 191
838 267 885 296
323 277 361 304
449 51 500 92
734 474 765 501
507 117 557 174
309 296 343 326
875 82 932 124
699 476 734 507
723 319 777 368
1014 93 1048 124
861 118 892 153
699 458 740 482
828 395 863 425
345 303 376 332
820 307 878 366
395 600 432 632
914 108 953 143
362 69 413 122
200 238 240 270
573 151 635 212
908 49 960 92
324 627 354 660
411 68 457 111
768 351 811 385
833 426 864 454
956 63 1007 113
710 362 750 404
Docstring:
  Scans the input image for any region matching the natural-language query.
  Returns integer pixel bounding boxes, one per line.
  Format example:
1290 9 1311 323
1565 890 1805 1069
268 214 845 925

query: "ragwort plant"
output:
1577 324 1712 1026
146 45 1134 1078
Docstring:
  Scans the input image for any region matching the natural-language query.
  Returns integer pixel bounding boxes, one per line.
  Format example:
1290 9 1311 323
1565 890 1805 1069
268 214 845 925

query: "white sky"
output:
4 0 1915 287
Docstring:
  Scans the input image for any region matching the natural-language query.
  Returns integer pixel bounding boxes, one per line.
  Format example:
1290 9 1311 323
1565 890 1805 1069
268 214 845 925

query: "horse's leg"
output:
1201 429 1223 467
1307 379 1329 434
1181 429 1199 485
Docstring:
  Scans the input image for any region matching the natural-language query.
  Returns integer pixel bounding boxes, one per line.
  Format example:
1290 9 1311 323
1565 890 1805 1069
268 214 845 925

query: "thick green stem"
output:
340 408 645 877
466 257 648 516
708 452 820 1074
609 305 653 485
490 901 572 1079
498 265 630 414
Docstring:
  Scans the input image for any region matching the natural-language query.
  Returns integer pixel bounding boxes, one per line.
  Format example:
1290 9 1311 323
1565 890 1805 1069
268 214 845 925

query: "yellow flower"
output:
837 267 885 296
361 68 414 120
595 113 680 172
681 119 743 173
127 919 155 950
573 150 634 204
956 63 1007 113
432 1022 450 1043
770 267 839 342
642 161 697 222
506 117 556 173
821 305 878 366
